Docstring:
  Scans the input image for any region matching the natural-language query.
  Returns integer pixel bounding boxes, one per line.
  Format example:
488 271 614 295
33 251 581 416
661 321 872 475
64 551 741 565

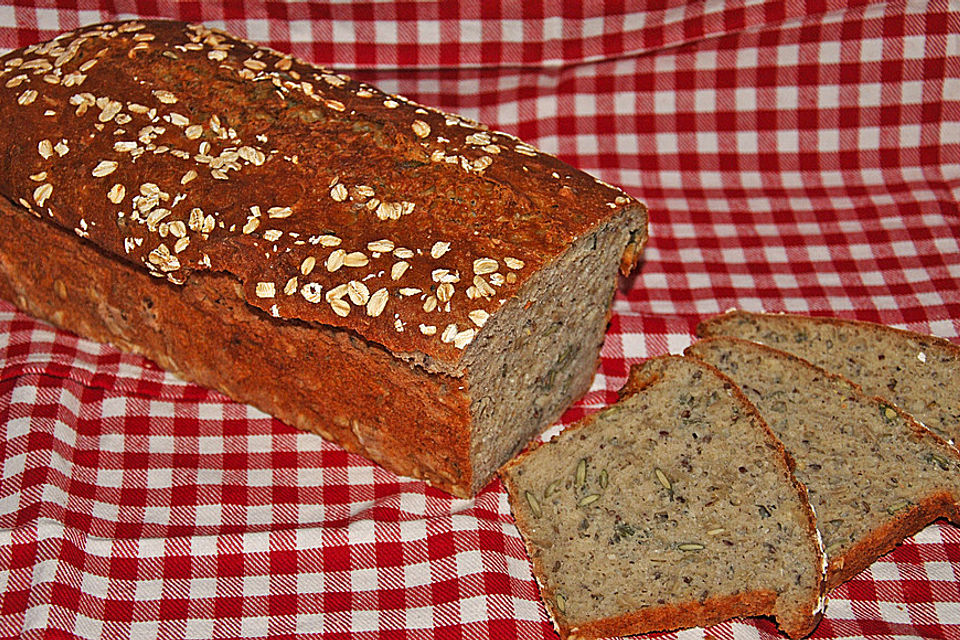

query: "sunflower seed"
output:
575 459 587 488
886 499 911 515
525 491 542 518
654 467 672 491
555 594 566 614
578 494 600 507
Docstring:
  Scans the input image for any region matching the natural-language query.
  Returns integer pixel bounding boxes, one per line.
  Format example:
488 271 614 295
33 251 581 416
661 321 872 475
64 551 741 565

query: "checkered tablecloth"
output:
0 1 958 639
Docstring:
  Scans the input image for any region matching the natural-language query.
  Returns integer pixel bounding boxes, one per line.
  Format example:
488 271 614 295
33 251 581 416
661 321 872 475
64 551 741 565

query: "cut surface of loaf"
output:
687 337 960 589
500 356 825 640
698 311 960 445
0 20 647 496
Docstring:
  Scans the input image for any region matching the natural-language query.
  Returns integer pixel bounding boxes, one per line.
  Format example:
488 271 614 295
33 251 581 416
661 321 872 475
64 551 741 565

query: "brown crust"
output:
686 336 960 591
0 196 476 496
561 590 777 640
500 355 825 640
827 491 960 589
698 310 960 354
0 19 646 367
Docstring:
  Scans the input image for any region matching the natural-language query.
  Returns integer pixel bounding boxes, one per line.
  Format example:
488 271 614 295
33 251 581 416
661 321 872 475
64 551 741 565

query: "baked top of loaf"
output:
0 19 646 367
500 356 825 640
697 310 960 445
687 336 960 588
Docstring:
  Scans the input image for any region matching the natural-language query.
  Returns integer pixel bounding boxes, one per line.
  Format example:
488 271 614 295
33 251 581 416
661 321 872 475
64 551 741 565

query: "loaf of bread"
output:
687 337 960 589
500 356 826 640
698 310 960 446
0 20 648 497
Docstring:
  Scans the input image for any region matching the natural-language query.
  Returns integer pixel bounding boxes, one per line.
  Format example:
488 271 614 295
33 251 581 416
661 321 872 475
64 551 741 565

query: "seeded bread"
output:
0 20 648 497
500 356 826 640
687 337 960 589
698 310 960 446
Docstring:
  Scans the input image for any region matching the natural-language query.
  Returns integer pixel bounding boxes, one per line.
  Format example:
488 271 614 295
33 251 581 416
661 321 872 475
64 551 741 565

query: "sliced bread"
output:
500 356 825 640
697 310 960 445
686 336 960 589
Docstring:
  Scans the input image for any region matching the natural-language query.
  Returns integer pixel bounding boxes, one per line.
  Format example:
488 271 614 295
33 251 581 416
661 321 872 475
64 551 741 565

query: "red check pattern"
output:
0 2 958 639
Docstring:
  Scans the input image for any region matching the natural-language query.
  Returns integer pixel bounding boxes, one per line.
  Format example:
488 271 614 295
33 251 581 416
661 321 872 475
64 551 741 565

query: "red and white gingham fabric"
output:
1 1 959 639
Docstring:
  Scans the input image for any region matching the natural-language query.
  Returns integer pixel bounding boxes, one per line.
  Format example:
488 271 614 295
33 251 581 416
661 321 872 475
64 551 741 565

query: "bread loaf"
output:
687 337 960 589
698 310 960 446
500 356 826 640
0 20 648 497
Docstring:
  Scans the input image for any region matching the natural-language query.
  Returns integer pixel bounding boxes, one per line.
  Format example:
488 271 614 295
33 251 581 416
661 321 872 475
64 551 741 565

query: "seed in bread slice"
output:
500 355 826 640
686 336 960 589
697 310 960 445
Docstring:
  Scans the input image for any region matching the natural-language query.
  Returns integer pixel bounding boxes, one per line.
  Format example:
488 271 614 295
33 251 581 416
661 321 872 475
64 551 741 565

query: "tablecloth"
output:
0 1 958 639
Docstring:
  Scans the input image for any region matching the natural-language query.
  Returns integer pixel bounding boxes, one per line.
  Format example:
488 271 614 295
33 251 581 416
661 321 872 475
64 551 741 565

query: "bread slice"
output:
698 310 960 445
686 336 960 589
500 356 825 640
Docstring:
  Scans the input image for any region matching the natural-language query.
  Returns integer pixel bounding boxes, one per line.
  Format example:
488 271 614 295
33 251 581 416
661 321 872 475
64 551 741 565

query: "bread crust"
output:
698 310 960 356
0 197 478 494
500 356 825 640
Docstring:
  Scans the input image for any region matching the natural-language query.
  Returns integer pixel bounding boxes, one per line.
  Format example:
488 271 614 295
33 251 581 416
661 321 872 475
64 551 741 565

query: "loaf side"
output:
0 197 478 494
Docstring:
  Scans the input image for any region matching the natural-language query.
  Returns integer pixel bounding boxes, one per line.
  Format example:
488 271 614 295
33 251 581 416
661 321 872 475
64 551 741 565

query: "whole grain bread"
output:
0 20 647 496
687 337 960 589
500 356 826 640
698 310 960 446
